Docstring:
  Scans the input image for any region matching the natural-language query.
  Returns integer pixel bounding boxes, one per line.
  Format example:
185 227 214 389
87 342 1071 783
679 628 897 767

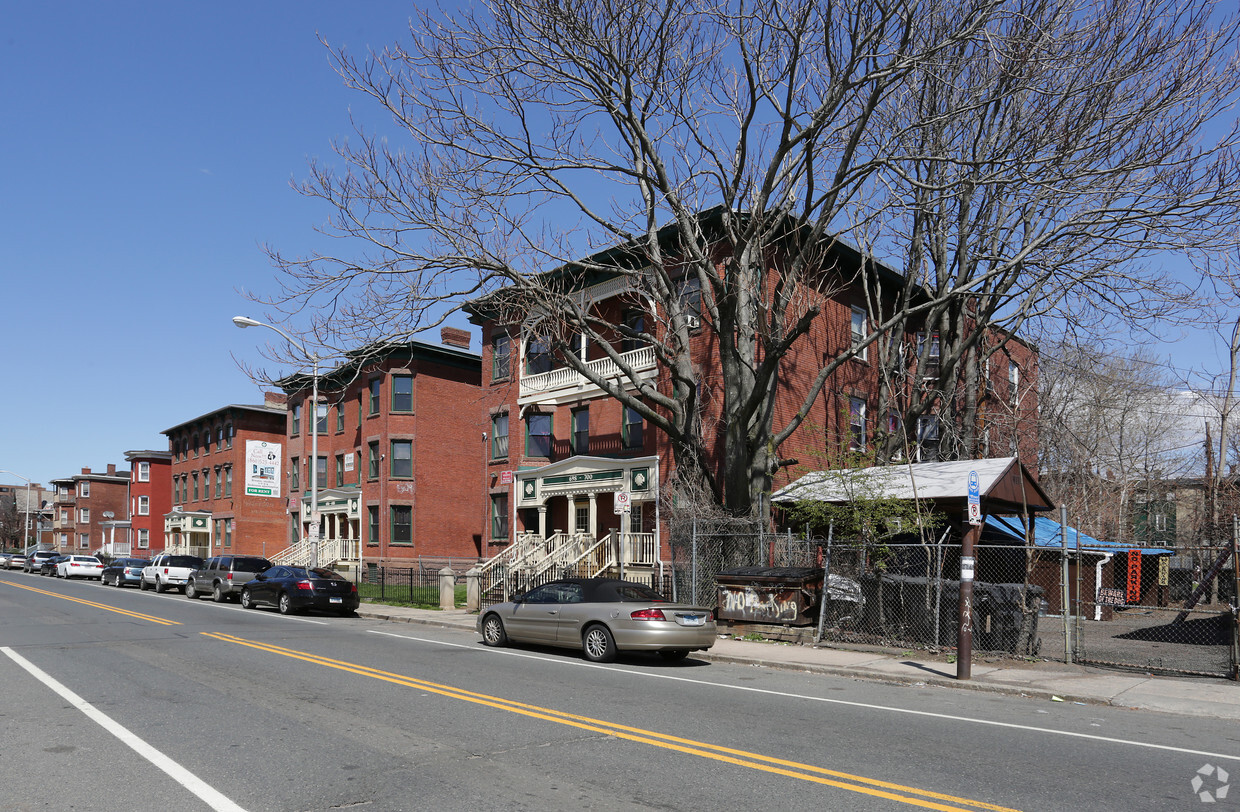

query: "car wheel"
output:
114 575 123 588
185 581 198 600
278 593 296 615
212 583 227 603
658 650 690 662
140 577 149 591
481 614 508 647
154 578 166 594
582 624 617 663
240 588 255 609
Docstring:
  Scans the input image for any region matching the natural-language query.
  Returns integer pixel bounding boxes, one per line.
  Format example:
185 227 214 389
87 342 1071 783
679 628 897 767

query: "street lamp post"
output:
233 316 321 567
0 470 33 551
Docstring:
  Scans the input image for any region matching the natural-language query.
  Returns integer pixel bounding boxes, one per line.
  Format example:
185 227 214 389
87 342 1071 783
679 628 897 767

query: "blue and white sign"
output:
967 470 981 525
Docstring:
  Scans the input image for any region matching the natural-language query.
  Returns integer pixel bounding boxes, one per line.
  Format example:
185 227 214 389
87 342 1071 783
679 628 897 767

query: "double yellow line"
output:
204 632 1020 812
3 580 180 626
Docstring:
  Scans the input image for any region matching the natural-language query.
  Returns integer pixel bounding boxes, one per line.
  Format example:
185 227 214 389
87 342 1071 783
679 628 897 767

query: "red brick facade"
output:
49 466 131 554
469 248 1040 552
123 450 172 554
280 338 484 565
162 397 289 559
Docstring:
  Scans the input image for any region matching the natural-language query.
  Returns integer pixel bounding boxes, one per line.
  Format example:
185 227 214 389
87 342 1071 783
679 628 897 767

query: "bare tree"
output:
1038 339 1197 541
258 0 1240 517
861 0 1240 463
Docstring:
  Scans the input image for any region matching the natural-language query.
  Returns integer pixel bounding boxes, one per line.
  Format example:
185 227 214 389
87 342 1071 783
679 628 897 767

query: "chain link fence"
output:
667 522 1238 678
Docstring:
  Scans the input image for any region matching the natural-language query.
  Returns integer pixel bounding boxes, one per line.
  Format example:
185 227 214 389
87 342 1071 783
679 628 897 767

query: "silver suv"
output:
24 550 60 573
185 555 273 603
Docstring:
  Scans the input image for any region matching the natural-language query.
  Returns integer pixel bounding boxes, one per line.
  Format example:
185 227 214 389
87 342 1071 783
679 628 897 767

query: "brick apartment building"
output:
161 394 288 559
465 234 1040 574
123 449 172 555
49 465 131 553
278 330 483 567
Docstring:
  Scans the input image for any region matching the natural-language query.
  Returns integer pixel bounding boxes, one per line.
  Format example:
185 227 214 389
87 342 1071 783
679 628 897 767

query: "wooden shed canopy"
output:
771 457 1054 515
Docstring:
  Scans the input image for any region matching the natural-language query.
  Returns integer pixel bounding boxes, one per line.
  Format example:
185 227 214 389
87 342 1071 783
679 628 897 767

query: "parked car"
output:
239 566 359 616
478 578 717 663
101 557 151 587
25 550 59 573
185 555 274 602
140 554 205 593
57 555 104 579
41 555 69 576
2 552 25 570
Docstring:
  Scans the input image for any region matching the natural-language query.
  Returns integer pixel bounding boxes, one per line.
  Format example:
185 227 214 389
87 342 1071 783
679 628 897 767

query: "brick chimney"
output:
441 327 471 349
106 464 116 476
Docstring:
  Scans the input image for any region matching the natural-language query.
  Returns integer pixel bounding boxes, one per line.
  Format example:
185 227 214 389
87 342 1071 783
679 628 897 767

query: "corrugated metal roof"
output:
772 457 1052 511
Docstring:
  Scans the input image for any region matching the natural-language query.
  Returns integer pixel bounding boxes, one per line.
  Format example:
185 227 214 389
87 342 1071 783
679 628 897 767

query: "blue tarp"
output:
985 515 1173 556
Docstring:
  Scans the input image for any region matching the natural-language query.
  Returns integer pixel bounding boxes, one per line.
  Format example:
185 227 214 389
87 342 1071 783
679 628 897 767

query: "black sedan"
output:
239 566 359 616
101 557 152 588
40 555 69 576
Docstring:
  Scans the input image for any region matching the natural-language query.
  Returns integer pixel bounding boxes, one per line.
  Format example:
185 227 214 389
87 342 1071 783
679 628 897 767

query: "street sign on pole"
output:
614 491 631 514
967 469 981 525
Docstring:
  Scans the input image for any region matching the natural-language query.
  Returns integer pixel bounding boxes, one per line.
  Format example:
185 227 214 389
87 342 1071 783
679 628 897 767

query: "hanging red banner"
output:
1126 550 1142 604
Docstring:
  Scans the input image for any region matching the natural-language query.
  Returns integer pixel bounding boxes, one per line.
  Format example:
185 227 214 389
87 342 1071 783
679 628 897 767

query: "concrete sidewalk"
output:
356 603 1240 720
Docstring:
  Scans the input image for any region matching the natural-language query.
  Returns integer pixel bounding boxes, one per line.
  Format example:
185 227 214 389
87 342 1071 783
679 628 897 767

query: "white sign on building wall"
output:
245 440 282 498
344 453 354 473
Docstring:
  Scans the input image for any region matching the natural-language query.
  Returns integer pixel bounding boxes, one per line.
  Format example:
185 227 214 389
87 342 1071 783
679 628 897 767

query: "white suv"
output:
140 554 205 594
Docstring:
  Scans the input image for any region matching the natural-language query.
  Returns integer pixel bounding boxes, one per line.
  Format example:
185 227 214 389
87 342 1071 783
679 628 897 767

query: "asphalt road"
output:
2 569 1238 812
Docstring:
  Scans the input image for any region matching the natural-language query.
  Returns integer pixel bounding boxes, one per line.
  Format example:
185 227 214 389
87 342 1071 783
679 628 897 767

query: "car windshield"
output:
165 556 203 567
233 559 272 573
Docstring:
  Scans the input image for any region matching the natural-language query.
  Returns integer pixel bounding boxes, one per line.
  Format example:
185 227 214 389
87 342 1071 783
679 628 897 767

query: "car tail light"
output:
295 580 314 591
630 608 667 621
350 583 358 593
226 573 233 580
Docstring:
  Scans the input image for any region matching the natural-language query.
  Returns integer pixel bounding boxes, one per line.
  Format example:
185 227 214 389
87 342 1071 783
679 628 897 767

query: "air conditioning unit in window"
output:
685 315 700 328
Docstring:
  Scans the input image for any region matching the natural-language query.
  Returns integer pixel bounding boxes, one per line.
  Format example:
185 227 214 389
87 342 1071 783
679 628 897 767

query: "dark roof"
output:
162 403 286 435
276 339 480 393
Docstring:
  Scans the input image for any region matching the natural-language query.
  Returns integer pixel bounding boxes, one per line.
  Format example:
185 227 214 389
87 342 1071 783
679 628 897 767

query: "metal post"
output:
1232 514 1239 681
691 517 698 608
1061 505 1073 665
814 522 833 645
958 522 977 680
310 357 320 569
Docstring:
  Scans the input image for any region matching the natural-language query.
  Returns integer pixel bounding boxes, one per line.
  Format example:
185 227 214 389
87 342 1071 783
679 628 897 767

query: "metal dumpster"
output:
716 566 823 626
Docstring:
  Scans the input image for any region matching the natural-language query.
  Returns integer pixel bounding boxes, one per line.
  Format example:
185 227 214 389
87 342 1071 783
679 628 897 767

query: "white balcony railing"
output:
519 346 656 404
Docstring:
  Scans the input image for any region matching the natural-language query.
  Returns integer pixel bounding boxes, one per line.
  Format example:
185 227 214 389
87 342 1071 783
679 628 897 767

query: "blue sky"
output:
0 2 1233 491
0 2 446 488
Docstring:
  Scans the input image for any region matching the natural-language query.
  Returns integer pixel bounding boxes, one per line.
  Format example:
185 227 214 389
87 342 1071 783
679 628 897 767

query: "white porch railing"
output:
160 543 210 559
271 537 361 568
478 530 659 602
519 346 656 403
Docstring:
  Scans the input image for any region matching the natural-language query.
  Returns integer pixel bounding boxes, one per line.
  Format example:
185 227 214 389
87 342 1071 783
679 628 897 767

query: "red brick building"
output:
465 236 1040 583
278 330 484 568
123 449 172 555
161 394 288 559
49 465 131 554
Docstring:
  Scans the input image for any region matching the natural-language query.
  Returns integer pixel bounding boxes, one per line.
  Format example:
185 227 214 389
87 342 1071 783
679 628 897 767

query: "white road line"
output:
2 646 248 812
368 628 1240 764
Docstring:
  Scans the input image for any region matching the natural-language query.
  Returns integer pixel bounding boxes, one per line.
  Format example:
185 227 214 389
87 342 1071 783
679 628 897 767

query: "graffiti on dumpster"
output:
719 586 800 623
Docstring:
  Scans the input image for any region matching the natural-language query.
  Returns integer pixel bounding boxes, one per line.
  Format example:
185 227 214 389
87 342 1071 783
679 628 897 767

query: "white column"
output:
568 496 579 534
538 505 547 538
588 493 598 540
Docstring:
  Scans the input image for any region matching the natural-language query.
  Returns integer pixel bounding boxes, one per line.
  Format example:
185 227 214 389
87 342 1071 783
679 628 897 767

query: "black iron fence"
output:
357 563 468 606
